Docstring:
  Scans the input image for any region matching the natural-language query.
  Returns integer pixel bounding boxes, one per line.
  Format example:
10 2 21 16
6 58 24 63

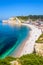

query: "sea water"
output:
0 22 30 59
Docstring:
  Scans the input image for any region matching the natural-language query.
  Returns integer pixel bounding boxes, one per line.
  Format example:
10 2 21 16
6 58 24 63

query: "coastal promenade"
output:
14 23 42 57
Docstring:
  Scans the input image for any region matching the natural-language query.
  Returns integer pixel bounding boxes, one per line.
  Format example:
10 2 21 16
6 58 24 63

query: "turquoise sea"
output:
0 22 30 59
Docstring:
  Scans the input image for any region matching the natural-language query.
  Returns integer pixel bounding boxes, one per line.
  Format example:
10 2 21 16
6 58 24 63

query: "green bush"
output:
19 54 43 65
5 56 16 62
0 60 10 65
0 54 43 65
36 34 43 43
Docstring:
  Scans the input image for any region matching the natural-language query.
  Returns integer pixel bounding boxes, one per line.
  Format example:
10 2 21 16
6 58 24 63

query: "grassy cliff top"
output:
0 54 43 65
36 34 43 43
17 15 43 21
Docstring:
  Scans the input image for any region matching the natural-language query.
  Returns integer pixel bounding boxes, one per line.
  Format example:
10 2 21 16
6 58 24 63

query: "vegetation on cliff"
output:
17 15 43 21
36 34 43 43
0 54 43 65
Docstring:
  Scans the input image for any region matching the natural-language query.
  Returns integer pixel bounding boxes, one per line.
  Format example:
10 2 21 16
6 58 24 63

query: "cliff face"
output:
35 43 43 56
2 17 22 26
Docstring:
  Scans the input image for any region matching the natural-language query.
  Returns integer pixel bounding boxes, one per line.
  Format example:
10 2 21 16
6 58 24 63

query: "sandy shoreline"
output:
14 26 31 57
11 23 42 57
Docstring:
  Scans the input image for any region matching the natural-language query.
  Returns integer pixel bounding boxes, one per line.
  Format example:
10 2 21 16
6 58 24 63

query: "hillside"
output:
17 15 43 21
0 54 43 65
36 34 43 43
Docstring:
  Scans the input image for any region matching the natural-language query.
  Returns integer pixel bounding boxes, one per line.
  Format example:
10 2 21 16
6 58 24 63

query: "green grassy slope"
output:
0 54 43 65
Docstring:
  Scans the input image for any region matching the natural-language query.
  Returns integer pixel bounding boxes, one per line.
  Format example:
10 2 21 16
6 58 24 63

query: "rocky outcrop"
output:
35 43 43 56
10 60 21 65
2 17 22 26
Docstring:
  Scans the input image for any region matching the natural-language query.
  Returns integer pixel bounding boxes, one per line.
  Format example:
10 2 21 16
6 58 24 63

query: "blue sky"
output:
0 0 43 19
